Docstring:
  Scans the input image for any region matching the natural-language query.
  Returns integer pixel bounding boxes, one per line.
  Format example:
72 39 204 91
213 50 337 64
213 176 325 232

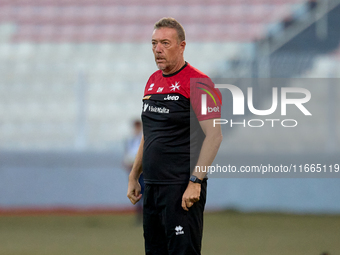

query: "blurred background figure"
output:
123 119 144 224
308 0 318 10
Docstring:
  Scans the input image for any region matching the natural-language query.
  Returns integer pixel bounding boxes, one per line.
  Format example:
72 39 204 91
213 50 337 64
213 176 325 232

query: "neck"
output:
162 59 186 76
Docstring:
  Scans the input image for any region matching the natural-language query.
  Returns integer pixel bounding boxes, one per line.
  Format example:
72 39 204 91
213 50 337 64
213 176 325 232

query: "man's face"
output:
152 27 185 73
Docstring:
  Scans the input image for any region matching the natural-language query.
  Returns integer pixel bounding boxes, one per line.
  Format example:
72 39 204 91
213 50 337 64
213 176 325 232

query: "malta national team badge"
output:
170 81 180 91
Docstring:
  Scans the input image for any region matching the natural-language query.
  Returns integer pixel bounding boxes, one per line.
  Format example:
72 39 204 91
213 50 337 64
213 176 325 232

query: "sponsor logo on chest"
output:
143 103 169 114
164 94 179 101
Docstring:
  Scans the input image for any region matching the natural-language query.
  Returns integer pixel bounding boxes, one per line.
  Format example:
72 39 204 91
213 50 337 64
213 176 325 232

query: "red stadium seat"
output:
4 0 306 43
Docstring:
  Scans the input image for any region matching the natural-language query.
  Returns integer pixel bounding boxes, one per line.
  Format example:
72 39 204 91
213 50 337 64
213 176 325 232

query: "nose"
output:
155 42 162 53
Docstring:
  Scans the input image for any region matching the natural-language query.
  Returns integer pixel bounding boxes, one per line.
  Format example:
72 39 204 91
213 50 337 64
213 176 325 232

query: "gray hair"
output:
154 17 185 43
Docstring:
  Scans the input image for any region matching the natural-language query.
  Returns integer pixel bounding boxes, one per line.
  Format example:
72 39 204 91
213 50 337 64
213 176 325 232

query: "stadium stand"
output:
0 0 337 151
218 1 340 155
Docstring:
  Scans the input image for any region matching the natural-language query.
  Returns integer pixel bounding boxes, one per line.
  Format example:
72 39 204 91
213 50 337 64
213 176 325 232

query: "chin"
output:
157 63 166 70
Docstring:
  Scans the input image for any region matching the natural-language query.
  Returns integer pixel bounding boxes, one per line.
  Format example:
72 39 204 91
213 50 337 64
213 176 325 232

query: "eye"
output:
163 41 169 46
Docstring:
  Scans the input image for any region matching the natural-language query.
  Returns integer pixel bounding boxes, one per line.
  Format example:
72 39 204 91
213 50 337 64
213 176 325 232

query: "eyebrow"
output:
152 39 171 42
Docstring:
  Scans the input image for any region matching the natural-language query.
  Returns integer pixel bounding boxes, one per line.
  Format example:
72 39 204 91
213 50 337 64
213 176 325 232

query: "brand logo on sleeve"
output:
197 82 222 115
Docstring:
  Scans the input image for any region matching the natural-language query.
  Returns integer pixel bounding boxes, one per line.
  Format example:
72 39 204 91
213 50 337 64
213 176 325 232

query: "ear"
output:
180 40 186 54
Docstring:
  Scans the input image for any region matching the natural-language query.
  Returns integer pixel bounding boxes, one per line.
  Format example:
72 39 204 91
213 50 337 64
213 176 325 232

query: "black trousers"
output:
143 182 207 255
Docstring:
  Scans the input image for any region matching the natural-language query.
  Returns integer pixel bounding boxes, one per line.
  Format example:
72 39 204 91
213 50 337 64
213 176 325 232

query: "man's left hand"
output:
181 181 201 211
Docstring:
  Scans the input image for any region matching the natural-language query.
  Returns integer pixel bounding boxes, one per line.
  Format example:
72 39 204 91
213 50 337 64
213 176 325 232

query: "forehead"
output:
152 27 178 41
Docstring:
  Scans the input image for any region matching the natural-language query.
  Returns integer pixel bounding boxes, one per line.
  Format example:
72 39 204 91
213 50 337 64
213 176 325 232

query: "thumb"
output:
135 190 142 201
182 199 188 211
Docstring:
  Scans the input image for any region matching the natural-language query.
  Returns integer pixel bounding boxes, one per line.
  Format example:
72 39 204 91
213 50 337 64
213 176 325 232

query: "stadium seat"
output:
0 0 313 150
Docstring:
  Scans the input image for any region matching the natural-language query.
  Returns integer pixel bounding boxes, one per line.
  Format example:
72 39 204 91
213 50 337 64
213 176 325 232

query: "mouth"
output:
156 57 165 63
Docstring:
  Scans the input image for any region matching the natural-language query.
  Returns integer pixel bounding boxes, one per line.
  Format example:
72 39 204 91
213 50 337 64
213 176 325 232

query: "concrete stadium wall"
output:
1 151 339 214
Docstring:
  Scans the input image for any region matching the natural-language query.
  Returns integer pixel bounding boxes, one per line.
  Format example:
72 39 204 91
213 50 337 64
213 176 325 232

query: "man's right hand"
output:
127 178 142 205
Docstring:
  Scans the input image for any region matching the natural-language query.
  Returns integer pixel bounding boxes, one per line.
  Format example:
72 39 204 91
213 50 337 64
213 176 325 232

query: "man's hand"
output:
181 181 201 211
127 178 142 205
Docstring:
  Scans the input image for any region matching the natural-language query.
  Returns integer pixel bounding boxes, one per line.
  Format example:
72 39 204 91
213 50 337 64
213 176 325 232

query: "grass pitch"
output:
0 211 339 255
